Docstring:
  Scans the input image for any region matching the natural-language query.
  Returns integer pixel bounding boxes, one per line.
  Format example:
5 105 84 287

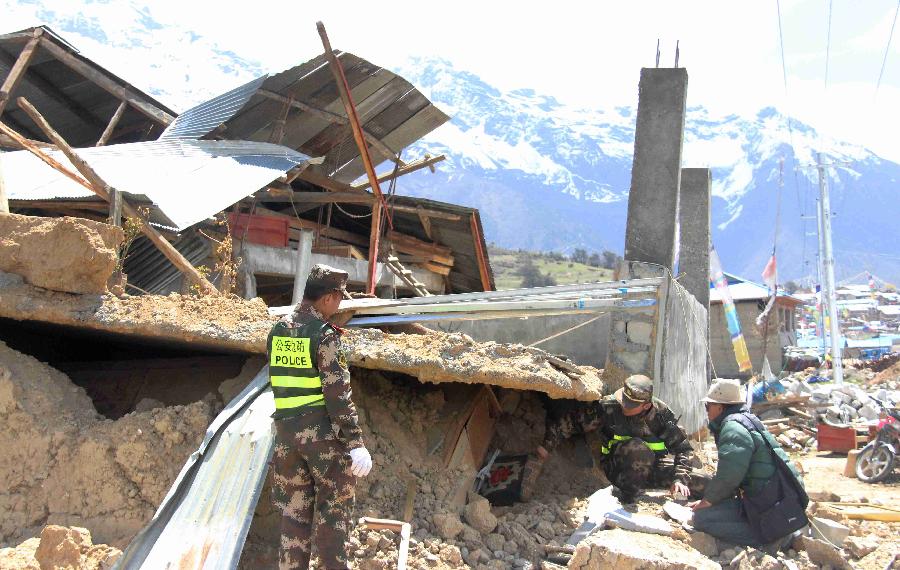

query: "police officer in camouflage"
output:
268 264 372 570
524 374 697 504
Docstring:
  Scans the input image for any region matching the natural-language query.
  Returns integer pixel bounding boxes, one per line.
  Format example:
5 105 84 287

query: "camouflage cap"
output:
613 374 654 409
304 263 348 298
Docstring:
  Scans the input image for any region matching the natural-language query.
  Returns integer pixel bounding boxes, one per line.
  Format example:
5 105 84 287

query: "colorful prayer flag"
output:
710 246 752 373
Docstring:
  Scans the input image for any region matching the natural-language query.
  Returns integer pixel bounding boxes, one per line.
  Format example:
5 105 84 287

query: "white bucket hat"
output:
701 378 745 405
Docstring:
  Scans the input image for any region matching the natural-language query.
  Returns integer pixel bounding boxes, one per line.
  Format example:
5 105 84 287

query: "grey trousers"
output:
692 498 766 548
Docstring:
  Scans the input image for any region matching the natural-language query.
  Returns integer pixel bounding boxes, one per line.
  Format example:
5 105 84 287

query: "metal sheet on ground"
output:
114 366 275 570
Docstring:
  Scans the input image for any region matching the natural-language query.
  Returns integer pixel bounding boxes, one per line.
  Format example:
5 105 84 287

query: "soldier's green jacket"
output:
544 396 695 484
703 404 802 504
272 304 365 450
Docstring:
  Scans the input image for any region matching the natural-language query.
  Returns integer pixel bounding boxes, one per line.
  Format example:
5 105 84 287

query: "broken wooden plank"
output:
357 517 411 570
386 231 454 266
402 480 417 523
352 155 446 191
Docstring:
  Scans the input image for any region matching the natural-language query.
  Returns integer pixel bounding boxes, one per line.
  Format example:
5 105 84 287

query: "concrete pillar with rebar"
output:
623 68 688 272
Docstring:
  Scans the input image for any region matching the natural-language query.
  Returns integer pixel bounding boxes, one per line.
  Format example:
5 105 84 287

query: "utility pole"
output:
816 152 843 385
814 198 828 354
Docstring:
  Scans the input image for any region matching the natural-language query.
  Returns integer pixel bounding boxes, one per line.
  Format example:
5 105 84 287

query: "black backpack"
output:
722 412 810 543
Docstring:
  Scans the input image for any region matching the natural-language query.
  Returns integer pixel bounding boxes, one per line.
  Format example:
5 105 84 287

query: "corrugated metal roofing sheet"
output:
159 75 268 140
1 139 312 230
218 51 450 184
114 365 274 570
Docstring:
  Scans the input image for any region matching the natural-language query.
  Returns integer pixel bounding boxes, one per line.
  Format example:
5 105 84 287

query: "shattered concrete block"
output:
858 404 880 421
810 517 849 547
567 528 719 569
0 213 124 295
844 535 878 559
795 536 852 570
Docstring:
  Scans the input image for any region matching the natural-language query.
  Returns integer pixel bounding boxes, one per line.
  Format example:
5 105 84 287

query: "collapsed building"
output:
0 25 734 570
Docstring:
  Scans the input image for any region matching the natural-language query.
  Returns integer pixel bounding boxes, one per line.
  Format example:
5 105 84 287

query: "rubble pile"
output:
0 340 216 548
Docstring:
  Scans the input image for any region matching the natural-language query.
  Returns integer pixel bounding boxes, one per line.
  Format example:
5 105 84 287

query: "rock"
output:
807 491 841 502
568 528 720 569
844 535 878 559
35 526 91 569
757 554 781 570
689 531 719 557
432 513 464 540
440 545 463 565
464 496 498 534
484 533 505 552
809 517 850 547
795 536 852 570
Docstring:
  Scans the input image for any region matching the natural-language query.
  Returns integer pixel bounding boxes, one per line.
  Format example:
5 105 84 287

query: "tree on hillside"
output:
602 250 621 270
572 248 588 264
517 258 557 288
588 252 602 267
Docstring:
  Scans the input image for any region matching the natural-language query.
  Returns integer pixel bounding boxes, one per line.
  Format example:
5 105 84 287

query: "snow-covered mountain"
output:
393 58 900 284
4 2 898 283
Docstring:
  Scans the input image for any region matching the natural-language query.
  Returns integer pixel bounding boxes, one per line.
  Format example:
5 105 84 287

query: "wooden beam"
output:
10 98 218 295
386 231 454 266
259 190 374 204
95 100 127 146
0 30 42 116
36 37 175 126
352 155 446 191
258 88 403 167
294 167 359 193
418 207 433 240
470 213 493 292
8 199 109 211
317 21 391 295
0 132 52 149
391 204 461 221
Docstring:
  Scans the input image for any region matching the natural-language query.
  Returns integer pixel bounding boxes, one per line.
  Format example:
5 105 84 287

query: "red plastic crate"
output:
227 213 290 248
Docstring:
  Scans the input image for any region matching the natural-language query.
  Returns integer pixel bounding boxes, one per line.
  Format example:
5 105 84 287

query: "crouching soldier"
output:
269 264 373 570
523 375 700 503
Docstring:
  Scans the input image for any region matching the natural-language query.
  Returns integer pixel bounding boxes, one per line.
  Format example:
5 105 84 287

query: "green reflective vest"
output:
600 434 667 455
267 319 332 420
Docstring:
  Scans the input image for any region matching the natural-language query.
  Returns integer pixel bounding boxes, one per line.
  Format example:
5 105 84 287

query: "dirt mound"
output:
0 341 213 548
0 525 121 570
871 360 900 385
0 214 123 294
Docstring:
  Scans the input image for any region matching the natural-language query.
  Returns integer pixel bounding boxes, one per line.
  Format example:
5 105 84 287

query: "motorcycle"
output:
855 399 900 483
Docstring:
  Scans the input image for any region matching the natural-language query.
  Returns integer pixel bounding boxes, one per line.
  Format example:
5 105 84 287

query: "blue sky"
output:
3 0 900 161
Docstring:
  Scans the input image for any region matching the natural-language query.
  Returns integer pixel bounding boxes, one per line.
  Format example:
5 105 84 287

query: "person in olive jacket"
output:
690 378 803 548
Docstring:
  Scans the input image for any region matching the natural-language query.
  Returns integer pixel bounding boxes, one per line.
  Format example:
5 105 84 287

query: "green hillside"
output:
488 246 616 290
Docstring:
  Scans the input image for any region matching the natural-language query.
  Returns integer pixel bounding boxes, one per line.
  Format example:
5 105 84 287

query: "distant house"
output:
709 273 803 378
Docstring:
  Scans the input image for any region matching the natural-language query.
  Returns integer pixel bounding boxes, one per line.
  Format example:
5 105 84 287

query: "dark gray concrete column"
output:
678 167 711 308
623 68 688 271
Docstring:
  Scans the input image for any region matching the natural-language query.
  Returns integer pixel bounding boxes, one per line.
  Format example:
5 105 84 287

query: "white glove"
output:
349 447 372 477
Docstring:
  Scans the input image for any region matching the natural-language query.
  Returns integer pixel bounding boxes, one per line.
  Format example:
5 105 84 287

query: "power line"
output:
825 0 834 88
876 0 900 95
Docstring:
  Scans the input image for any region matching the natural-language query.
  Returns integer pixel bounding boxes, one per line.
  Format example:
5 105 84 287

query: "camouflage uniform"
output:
270 265 364 570
543 379 698 501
